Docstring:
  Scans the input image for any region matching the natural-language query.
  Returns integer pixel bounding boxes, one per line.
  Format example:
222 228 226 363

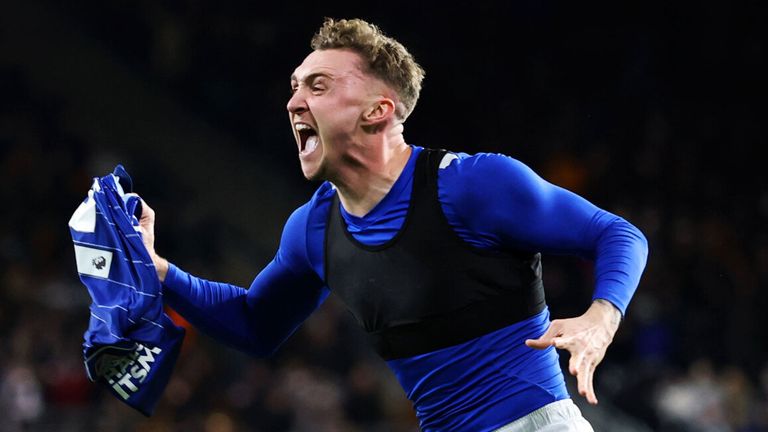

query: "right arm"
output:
140 201 329 357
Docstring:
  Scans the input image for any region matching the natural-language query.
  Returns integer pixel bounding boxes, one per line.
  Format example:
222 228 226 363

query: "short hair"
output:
311 18 425 121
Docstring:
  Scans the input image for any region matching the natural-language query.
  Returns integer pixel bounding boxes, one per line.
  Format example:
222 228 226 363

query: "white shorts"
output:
493 399 594 432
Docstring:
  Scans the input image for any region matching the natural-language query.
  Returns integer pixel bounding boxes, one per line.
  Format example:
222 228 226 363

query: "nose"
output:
287 89 308 115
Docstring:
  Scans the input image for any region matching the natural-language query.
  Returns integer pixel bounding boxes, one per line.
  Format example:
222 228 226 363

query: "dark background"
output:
1 1 766 431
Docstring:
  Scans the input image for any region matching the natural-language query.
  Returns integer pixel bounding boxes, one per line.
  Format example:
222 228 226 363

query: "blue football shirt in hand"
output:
68 165 184 416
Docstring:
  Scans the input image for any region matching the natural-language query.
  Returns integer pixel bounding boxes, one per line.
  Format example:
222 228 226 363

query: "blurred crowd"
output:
2 1 767 431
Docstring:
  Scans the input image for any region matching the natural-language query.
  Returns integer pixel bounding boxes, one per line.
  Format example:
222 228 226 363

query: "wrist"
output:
591 299 621 330
152 253 169 282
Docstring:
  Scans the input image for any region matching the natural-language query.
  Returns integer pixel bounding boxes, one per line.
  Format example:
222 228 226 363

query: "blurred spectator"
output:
0 363 44 431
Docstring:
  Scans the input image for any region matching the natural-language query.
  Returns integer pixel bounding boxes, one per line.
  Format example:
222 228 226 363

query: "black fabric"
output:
325 148 546 360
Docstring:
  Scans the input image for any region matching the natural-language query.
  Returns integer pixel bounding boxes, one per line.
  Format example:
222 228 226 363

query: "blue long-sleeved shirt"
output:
163 145 648 431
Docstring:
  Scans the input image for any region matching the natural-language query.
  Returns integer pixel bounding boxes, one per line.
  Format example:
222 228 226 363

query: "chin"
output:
301 162 327 182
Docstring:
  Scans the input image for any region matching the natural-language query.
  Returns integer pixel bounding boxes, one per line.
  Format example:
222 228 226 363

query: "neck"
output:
331 136 411 217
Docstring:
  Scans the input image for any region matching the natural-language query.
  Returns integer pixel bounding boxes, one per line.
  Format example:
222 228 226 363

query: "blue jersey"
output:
163 146 648 430
69 165 185 416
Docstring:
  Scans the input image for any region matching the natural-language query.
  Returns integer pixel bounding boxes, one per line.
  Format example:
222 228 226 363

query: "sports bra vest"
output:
325 148 546 360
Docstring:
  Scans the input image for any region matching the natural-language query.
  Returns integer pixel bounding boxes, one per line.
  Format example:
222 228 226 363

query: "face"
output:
287 49 379 181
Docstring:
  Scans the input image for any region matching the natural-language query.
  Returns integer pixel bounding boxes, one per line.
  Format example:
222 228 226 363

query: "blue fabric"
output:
339 145 418 241
69 165 185 416
436 151 648 314
162 146 648 430
388 309 566 432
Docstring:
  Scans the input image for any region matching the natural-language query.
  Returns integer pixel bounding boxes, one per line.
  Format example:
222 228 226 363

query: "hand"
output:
525 300 621 404
137 199 169 282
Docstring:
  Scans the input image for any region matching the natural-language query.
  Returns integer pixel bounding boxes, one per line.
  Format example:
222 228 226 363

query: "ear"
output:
362 97 396 125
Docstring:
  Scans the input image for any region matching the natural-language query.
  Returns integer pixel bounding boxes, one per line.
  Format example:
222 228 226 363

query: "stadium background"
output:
1 1 766 431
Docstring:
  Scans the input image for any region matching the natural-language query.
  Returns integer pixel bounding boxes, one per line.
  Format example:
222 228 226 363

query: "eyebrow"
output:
290 72 333 85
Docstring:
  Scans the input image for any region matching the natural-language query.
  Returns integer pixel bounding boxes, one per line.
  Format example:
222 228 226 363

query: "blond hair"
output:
311 18 425 121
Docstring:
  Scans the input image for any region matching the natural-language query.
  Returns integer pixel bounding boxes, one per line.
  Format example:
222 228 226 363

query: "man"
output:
139 18 648 431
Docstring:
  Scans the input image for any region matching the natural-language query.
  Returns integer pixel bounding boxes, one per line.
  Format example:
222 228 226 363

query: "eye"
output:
310 77 328 94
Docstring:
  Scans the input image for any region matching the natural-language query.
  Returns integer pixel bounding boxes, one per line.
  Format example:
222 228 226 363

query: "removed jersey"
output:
69 165 184 416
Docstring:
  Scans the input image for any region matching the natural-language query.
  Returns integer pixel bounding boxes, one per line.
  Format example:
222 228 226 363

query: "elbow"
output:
241 332 287 358
612 216 649 255
596 217 650 266
238 340 275 359
617 219 650 275
245 346 276 358
634 225 649 262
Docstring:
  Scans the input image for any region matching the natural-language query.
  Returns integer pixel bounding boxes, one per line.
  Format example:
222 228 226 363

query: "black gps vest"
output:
325 148 546 360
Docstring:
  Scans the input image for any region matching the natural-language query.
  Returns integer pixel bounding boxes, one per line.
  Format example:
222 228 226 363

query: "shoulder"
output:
442 152 537 181
439 151 547 202
278 182 335 271
284 182 336 230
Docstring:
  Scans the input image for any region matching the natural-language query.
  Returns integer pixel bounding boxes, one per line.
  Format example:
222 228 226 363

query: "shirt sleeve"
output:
162 203 329 356
439 153 648 315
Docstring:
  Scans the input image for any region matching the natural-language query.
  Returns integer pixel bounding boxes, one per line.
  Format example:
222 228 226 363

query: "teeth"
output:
295 123 314 132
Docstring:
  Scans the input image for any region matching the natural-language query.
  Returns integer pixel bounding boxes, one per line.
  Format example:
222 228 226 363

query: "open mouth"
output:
296 123 319 155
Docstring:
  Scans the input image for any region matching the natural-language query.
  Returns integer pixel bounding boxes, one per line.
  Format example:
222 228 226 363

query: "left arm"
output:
440 153 648 404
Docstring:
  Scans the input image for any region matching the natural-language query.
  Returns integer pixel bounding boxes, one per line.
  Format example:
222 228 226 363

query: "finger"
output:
525 321 562 349
586 362 597 405
577 357 598 405
568 349 583 376
552 336 574 351
139 199 155 222
525 338 552 349
577 357 588 396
